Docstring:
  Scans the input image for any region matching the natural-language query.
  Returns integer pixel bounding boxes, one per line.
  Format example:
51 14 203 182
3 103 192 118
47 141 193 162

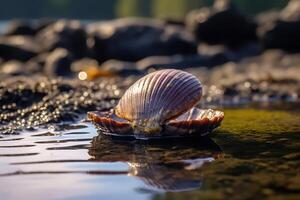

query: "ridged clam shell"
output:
115 69 202 132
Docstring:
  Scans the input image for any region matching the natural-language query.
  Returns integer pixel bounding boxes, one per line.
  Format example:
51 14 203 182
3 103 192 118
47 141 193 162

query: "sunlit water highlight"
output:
0 121 218 200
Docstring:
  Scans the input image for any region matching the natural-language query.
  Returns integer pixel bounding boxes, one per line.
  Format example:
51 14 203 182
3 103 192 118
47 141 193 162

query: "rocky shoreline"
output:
0 0 300 77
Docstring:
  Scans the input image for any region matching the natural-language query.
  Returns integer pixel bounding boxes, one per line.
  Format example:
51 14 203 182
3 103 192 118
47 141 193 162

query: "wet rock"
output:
98 54 227 74
164 18 185 26
3 20 36 36
71 58 108 80
134 43 260 70
96 43 260 74
258 0 300 52
36 20 88 58
34 18 56 33
256 10 280 39
72 58 141 80
186 0 257 48
280 0 300 22
263 21 300 52
0 76 121 133
0 60 24 75
0 35 41 52
87 18 197 62
44 48 74 76
0 36 37 61
71 58 99 73
100 59 142 76
137 54 229 70
204 49 300 104
26 53 49 72
198 42 261 61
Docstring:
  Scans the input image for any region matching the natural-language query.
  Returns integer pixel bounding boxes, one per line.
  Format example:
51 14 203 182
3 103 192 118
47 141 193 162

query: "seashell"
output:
88 69 224 139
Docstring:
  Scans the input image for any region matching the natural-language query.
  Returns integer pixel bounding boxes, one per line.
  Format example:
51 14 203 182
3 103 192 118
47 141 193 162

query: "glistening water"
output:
0 108 300 200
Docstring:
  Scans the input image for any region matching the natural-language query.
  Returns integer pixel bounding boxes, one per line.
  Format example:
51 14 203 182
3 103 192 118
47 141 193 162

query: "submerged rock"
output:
87 18 197 62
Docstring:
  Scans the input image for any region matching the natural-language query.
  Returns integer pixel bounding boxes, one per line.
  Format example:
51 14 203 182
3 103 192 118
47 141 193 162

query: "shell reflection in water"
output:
88 69 224 139
89 135 222 192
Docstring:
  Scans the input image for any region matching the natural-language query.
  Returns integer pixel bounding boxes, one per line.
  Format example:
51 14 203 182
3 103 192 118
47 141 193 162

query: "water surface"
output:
0 108 300 200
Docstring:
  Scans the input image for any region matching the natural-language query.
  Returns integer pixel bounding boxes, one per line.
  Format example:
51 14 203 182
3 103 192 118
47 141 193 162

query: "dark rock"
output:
44 48 74 76
256 10 280 26
0 76 121 133
164 18 185 26
26 53 49 70
0 59 39 76
0 35 41 52
186 0 257 48
87 18 197 62
0 36 38 61
198 42 261 61
34 18 56 33
36 20 88 58
137 54 229 70
0 60 24 75
223 87 239 96
280 0 300 22
3 20 36 36
256 10 280 39
258 0 300 52
100 59 142 76
262 21 300 51
134 43 260 70
71 58 99 73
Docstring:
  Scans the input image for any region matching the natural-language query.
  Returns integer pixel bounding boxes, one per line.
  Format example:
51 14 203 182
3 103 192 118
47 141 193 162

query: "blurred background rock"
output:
0 0 299 105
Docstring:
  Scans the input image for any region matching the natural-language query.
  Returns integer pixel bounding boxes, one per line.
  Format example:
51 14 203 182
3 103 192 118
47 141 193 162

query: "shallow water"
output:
0 108 300 200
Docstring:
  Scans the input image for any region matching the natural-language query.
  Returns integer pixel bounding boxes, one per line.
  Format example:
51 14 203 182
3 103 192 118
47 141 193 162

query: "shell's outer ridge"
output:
158 71 184 119
141 71 153 122
153 70 196 122
164 74 202 120
150 70 178 122
145 72 161 122
138 73 146 121
146 72 160 121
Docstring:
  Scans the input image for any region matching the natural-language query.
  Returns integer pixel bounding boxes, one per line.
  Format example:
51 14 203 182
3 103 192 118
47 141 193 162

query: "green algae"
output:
154 109 300 200
220 109 300 135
